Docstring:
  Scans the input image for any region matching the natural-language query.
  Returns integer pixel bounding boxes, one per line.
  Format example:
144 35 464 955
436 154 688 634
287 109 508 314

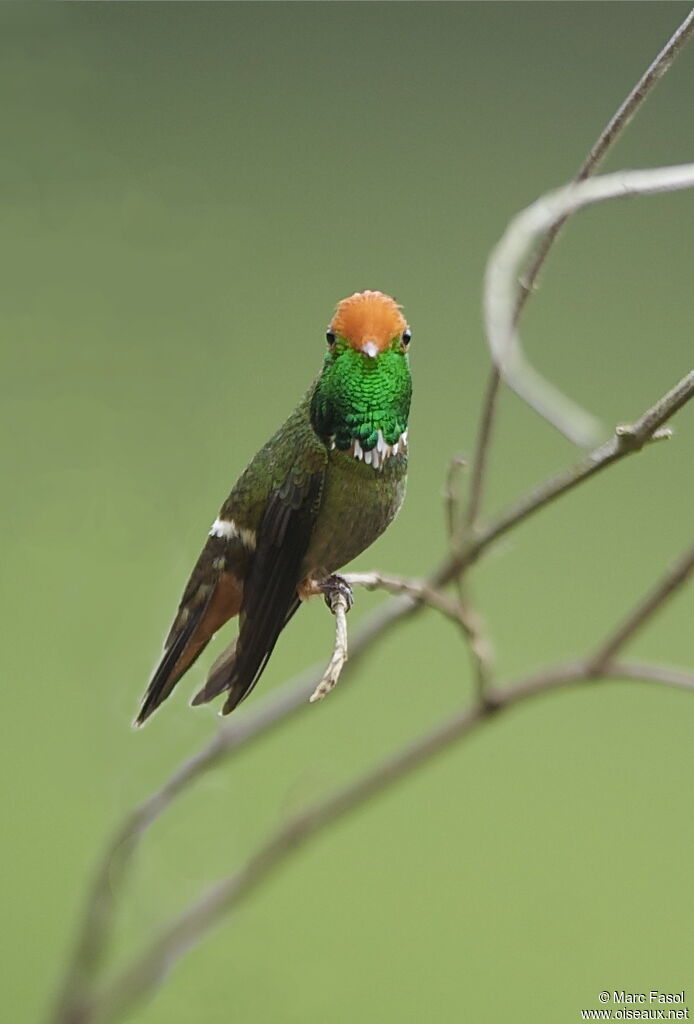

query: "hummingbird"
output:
136 290 412 725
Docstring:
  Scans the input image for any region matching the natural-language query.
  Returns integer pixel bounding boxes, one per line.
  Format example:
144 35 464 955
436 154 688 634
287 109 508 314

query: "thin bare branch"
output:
443 454 466 546
346 569 495 698
440 458 495 695
465 370 502 529
516 7 694 312
465 7 694 526
343 571 467 628
456 596 495 700
604 661 694 692
588 546 694 672
79 655 694 1024
459 370 694 572
621 369 694 440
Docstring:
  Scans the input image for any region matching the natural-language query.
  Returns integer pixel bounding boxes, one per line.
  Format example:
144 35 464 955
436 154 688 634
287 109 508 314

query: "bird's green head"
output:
311 290 412 464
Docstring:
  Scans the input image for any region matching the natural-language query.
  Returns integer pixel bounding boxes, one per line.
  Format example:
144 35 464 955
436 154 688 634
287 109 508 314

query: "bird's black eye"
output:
402 328 412 346
326 330 336 346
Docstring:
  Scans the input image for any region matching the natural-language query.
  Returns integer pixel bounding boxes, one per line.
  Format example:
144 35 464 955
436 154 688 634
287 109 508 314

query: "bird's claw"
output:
319 574 354 614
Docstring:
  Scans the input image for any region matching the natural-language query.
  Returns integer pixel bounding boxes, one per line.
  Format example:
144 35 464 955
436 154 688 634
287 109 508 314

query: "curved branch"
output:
484 164 694 445
465 6 694 525
516 7 694 314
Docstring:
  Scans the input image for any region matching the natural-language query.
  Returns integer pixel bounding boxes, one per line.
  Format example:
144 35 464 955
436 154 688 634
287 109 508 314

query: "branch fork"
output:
615 422 673 451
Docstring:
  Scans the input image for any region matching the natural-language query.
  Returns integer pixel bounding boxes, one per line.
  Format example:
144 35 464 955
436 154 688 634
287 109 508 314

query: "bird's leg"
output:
299 573 354 611
309 575 353 703
318 574 354 614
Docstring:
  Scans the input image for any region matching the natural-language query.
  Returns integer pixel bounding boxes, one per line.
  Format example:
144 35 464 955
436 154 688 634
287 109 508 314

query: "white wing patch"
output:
352 429 408 471
209 518 257 550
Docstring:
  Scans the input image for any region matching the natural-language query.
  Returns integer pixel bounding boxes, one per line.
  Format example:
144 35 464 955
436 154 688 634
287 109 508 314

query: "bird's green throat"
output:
310 343 412 453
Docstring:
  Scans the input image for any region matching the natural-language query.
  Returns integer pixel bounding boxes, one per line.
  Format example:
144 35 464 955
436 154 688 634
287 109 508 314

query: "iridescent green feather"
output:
311 340 412 450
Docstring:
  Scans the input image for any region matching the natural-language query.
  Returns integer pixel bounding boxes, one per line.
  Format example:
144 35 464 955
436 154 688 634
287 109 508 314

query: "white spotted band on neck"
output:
329 428 408 470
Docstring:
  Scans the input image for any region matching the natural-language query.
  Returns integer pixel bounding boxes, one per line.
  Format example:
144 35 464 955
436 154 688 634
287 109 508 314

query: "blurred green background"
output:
3 4 693 1021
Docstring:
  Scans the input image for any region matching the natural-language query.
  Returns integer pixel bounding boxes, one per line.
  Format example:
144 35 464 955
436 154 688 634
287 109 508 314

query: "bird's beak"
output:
361 340 380 359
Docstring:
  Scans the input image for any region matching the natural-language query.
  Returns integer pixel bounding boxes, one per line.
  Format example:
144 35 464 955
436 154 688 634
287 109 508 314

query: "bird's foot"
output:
317 574 354 615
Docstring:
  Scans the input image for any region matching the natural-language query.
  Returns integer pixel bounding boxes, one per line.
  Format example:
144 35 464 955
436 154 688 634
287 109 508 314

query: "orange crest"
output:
330 290 406 354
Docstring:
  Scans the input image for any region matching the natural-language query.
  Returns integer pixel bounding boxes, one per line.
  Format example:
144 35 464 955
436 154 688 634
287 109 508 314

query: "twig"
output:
440 457 496 696
604 661 694 692
342 571 467 628
465 370 502 530
346 570 495 695
464 6 694 527
309 592 349 702
457 370 694 575
456 598 495 700
588 546 694 673
443 454 467 546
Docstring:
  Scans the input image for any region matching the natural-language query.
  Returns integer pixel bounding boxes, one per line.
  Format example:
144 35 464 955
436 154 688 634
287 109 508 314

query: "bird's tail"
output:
191 598 300 713
136 565 244 726
135 588 215 726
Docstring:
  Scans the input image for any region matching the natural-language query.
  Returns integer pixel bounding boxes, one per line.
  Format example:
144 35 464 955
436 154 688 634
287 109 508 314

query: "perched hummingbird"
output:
136 290 412 725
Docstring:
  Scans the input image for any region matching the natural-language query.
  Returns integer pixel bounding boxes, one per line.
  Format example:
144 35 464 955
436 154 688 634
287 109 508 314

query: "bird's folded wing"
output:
193 464 325 713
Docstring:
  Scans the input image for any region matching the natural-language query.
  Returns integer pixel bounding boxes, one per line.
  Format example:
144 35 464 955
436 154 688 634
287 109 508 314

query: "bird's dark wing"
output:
190 598 300 707
192 465 324 713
